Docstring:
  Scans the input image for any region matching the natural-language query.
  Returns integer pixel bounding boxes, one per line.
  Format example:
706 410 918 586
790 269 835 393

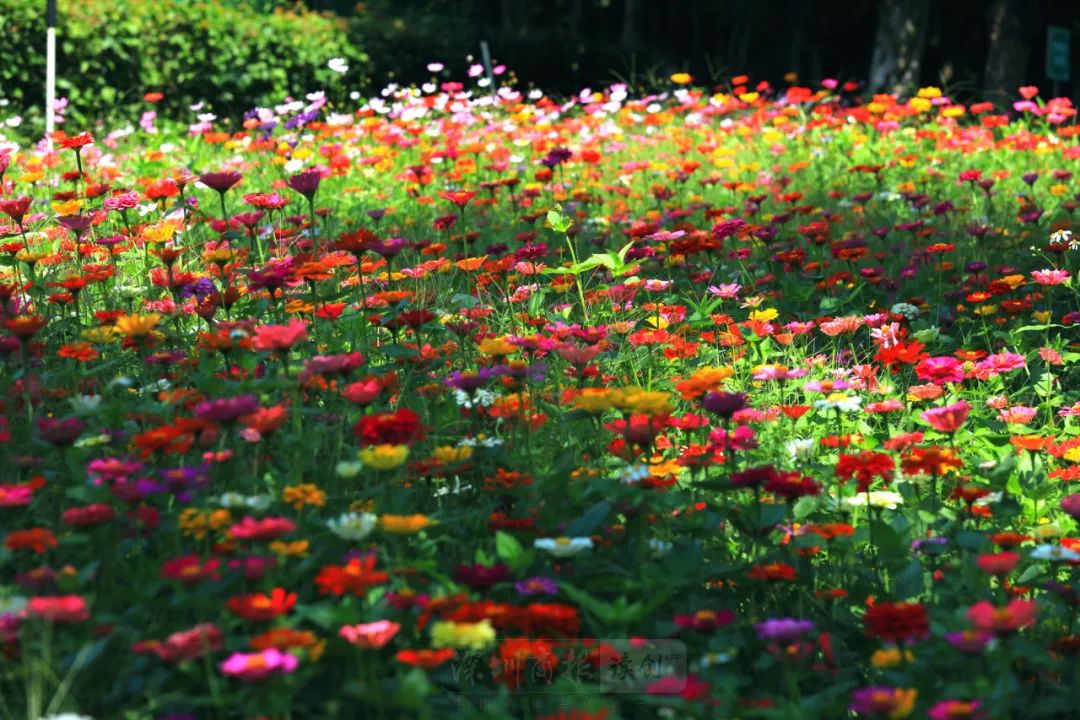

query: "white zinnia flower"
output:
785 438 816 462
534 537 593 557
845 491 904 510
814 394 863 413
327 512 377 541
1030 544 1080 562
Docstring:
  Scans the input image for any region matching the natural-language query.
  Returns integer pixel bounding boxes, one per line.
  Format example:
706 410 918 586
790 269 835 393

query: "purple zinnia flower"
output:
712 218 745 239
702 391 748 419
194 395 260 424
452 562 510 590
514 576 559 596
198 171 243 194
753 618 814 643
286 169 322 199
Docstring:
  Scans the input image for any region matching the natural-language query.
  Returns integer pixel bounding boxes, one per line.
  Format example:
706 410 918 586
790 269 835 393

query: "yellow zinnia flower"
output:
430 620 496 650
359 444 409 470
115 313 162 338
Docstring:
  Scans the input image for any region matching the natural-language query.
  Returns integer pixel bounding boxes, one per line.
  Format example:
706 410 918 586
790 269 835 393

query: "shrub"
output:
0 0 366 131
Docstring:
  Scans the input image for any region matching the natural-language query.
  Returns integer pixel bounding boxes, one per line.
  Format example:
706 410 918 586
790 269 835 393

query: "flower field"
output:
1 78 1080 719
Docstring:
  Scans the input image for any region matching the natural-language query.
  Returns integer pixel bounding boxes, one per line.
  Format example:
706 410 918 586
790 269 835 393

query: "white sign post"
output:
45 0 57 139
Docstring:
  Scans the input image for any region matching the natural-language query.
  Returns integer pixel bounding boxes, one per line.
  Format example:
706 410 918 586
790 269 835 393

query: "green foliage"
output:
0 0 366 130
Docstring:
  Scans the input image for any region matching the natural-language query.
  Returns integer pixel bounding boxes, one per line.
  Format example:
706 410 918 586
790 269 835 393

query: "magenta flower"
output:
1059 494 1080 521
753 618 814 643
849 687 917 717
914 356 966 385
514 576 558 596
220 648 298 680
927 699 986 719
945 630 994 653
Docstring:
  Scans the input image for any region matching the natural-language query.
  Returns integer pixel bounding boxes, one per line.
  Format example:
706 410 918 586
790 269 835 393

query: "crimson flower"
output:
0 196 32 224
199 171 243 194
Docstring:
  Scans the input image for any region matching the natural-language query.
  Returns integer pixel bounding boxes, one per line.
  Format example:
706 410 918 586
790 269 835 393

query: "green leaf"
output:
495 531 524 564
567 501 610 536
793 496 819 520
955 530 988 552
1015 564 1042 585
893 558 924 599
546 205 573 233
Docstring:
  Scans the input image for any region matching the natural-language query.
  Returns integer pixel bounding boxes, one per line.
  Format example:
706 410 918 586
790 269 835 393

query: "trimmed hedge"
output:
0 0 366 130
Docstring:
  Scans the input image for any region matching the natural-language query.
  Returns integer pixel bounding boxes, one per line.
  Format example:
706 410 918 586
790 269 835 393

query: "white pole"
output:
45 0 56 139
480 40 495 93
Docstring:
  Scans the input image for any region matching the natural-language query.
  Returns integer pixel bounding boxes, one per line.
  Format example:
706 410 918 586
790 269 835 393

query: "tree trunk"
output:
868 0 930 94
984 0 1038 101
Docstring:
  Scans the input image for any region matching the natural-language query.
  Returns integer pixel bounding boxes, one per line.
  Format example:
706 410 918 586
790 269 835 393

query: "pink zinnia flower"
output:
220 648 298 680
228 516 296 541
997 406 1037 425
803 379 849 393
966 599 1037 635
973 352 1026 380
819 316 864 336
921 401 971 433
1039 347 1064 365
340 620 401 649
253 319 309 352
865 399 905 414
1030 269 1070 286
707 283 741 299
25 595 90 623
914 356 965 385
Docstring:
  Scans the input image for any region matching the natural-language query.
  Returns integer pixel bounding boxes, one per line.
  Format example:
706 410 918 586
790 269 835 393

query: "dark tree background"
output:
306 0 1079 100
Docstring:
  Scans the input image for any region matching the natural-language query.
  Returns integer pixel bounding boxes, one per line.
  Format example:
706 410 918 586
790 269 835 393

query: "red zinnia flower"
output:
227 588 297 622
353 407 425 446
835 451 894 492
976 552 1020 576
315 555 390 596
438 190 477 208
748 562 797 582
5 528 58 554
764 472 821 500
863 601 929 643
0 196 32 224
160 554 222 584
395 648 456 669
